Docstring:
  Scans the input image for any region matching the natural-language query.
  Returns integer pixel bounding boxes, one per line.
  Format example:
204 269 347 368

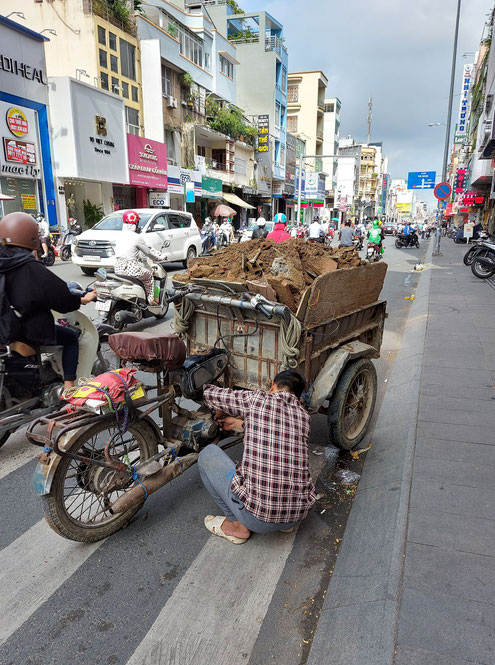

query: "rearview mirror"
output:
95 267 107 281
153 224 166 232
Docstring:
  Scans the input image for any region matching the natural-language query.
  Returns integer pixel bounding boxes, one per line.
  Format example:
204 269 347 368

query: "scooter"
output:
353 235 364 251
38 234 56 267
59 218 82 262
395 231 420 249
93 260 169 330
366 243 382 262
0 292 113 449
470 241 495 279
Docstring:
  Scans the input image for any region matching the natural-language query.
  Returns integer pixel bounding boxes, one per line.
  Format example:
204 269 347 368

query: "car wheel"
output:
81 267 97 276
183 246 197 268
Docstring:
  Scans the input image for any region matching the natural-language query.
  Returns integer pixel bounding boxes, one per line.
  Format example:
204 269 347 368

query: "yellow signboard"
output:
7 107 28 138
396 203 412 212
21 194 36 210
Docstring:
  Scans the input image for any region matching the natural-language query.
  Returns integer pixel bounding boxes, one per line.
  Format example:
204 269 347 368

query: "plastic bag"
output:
335 469 361 485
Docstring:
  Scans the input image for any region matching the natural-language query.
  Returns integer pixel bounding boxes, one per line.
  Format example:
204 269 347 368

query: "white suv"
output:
71 208 202 275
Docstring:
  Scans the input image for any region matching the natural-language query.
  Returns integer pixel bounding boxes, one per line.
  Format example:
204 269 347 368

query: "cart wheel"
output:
327 358 377 450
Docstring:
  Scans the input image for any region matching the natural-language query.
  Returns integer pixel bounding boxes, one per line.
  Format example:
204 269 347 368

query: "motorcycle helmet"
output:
0 212 40 250
372 220 379 228
123 210 140 226
257 219 266 227
274 213 287 225
313 215 320 222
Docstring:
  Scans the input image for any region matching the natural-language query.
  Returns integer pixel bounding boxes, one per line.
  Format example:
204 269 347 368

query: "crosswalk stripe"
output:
126 529 296 665
0 436 39 481
0 519 101 646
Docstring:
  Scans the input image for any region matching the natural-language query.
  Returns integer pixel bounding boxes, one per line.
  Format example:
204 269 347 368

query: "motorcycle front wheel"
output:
43 250 55 267
464 246 480 266
395 239 402 249
42 418 159 542
471 252 495 279
60 246 71 262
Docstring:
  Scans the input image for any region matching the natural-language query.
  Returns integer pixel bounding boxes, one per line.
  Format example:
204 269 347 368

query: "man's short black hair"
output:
273 370 306 399
345 220 351 226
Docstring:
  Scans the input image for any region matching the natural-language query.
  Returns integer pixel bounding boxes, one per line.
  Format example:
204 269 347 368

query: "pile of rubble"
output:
177 238 365 312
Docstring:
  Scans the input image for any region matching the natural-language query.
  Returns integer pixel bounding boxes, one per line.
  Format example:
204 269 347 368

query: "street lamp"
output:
6 12 25 19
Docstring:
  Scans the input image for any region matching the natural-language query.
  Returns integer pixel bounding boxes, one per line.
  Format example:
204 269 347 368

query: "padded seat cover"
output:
108 332 186 370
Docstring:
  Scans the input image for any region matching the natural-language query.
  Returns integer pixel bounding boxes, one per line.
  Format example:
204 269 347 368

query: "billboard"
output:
454 64 474 144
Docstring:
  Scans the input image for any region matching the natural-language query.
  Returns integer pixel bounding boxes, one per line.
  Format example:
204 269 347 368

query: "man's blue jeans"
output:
198 444 298 534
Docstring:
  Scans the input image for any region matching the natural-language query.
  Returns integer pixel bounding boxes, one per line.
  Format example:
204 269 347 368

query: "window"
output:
275 102 281 128
282 66 287 93
287 115 297 133
280 105 286 127
122 81 129 98
110 54 118 73
126 106 140 135
219 55 234 79
196 145 206 156
235 158 246 176
161 65 173 97
131 86 138 102
148 215 169 232
325 103 335 113
205 52 211 70
162 10 204 67
109 32 117 51
100 72 109 90
99 49 108 68
280 143 285 167
288 85 298 103
98 25 106 46
167 213 191 229
111 77 120 94
120 39 136 80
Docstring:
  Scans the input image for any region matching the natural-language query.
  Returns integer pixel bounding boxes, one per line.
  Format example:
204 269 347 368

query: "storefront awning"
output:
223 192 256 209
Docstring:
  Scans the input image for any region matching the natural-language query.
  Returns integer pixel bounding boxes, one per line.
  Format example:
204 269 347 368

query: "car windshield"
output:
92 212 152 231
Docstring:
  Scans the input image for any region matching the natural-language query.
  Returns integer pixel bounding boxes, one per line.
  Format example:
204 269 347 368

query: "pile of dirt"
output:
178 238 365 312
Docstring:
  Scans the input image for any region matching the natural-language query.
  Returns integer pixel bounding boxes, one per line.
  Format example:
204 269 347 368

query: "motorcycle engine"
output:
170 411 219 452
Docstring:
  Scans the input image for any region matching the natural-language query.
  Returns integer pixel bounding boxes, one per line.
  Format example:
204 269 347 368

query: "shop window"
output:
99 49 108 69
110 54 118 73
126 106 140 135
109 32 117 51
120 39 136 80
131 86 138 102
100 72 109 91
98 25 106 46
122 81 129 98
196 145 206 156
111 77 120 94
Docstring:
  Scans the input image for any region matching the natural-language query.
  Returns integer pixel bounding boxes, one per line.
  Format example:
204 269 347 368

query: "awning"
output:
223 192 256 209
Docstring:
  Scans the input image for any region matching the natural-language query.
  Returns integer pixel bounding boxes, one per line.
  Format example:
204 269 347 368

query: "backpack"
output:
0 272 23 346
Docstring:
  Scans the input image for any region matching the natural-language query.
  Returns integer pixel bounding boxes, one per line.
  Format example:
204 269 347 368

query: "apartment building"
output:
322 97 341 203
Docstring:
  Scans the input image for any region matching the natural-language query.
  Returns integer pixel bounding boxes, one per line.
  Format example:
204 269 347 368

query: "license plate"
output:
83 255 100 262
95 300 111 312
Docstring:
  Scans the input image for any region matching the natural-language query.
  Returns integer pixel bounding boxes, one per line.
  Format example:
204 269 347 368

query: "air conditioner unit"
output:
167 96 178 108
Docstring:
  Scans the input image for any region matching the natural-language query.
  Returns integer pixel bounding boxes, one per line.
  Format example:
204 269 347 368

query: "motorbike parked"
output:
93 260 169 330
395 231 420 249
470 241 495 279
0 288 113 449
463 232 491 266
59 218 82 262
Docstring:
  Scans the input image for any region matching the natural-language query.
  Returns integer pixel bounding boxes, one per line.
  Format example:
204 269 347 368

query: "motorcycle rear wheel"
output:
463 246 479 266
395 239 402 249
42 418 159 542
43 251 55 267
471 253 495 279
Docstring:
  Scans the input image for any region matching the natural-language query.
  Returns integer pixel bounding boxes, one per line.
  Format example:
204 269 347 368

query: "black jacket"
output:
0 246 81 345
252 226 268 239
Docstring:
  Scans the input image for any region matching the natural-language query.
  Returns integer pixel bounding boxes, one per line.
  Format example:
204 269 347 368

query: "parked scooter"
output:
463 232 491 266
0 286 113 448
93 260 169 330
395 231 420 249
470 241 495 279
59 218 82 262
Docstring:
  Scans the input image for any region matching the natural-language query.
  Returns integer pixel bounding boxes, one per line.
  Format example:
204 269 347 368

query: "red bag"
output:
63 368 141 407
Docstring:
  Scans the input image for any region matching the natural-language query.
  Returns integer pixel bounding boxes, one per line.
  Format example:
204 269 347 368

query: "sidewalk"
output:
307 239 495 665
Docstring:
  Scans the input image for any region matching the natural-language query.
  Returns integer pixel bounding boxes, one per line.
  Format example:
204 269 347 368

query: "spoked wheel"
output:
42 418 158 542
327 359 377 450
471 250 495 279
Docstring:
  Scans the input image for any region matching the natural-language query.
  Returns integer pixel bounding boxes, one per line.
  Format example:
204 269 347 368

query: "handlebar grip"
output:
166 291 184 304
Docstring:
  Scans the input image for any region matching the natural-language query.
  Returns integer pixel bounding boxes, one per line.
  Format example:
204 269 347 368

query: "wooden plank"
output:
295 287 311 322
303 262 388 328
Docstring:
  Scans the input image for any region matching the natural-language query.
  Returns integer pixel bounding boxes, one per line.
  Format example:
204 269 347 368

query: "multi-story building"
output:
322 97 341 206
336 137 361 217
287 71 327 171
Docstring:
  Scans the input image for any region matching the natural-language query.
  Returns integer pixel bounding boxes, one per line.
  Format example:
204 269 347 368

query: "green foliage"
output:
180 72 194 89
167 22 178 38
228 27 256 42
107 0 130 24
226 0 244 12
133 0 144 13
83 200 104 228
207 106 255 144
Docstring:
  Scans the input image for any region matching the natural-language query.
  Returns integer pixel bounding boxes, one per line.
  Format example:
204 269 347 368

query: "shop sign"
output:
461 190 485 206
305 172 325 200
454 168 467 193
312 200 324 207
6 108 28 137
202 176 222 198
273 181 283 198
256 149 272 196
167 165 201 196
127 135 167 188
454 64 473 144
0 54 47 85
21 193 36 210
148 191 170 208
0 101 41 179
257 115 269 153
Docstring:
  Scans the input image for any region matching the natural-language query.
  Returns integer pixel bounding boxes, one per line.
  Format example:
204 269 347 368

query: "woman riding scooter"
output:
0 212 96 393
114 210 168 304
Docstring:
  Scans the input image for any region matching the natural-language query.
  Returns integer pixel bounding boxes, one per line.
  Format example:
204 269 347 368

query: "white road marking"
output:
0 433 40 481
126 530 296 665
0 519 101 646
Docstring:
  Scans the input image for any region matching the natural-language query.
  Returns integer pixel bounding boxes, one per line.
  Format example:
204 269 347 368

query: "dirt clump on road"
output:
179 238 365 311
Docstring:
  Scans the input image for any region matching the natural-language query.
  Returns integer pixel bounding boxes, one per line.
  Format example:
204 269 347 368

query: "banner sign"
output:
454 168 467 193
257 115 269 153
127 135 167 188
454 64 473 144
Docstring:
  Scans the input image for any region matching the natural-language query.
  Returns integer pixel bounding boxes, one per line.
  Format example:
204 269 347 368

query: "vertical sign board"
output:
454 64 474 144
455 168 467 193
257 115 269 153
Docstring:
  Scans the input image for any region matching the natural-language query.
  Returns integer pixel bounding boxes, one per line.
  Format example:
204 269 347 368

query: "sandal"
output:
204 515 249 544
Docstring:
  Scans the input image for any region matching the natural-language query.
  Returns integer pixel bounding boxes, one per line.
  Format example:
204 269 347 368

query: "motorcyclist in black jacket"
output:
0 212 96 391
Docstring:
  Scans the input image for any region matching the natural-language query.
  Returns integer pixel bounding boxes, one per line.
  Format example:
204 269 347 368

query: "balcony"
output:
83 0 137 36
265 35 287 57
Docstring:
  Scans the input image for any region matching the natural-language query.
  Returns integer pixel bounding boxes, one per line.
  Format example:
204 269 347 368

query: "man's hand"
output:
81 290 97 305
217 416 244 432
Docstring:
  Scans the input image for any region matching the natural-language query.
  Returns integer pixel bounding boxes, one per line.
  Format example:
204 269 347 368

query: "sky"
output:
240 0 493 199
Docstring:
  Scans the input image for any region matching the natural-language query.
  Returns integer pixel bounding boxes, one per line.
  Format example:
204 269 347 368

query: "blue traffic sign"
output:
437 200 447 210
407 171 436 190
434 181 452 200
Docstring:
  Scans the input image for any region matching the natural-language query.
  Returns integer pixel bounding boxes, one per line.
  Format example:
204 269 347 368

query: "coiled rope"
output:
280 315 302 369
173 298 195 335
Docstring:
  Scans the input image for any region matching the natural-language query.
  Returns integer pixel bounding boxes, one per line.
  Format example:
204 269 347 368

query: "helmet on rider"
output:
313 215 320 222
274 213 287 225
123 210 140 227
0 211 40 250
257 218 266 227
372 220 379 228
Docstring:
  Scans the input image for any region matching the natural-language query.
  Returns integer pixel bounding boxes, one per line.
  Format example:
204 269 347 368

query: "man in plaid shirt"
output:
198 370 317 544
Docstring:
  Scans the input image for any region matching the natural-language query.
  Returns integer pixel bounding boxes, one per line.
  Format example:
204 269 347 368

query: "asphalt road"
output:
0 237 427 665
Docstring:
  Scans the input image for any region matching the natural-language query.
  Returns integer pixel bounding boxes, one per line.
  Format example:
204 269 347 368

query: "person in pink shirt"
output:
267 213 291 244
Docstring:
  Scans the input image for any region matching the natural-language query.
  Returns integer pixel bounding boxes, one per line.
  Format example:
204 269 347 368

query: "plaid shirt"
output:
204 385 317 523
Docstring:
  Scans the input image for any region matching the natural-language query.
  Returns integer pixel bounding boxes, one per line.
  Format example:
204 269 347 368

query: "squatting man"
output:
198 370 317 544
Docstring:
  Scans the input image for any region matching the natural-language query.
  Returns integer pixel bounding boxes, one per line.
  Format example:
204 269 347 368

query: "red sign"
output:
434 182 451 200
454 168 467 193
3 138 36 164
127 135 167 188
461 190 485 206
445 203 453 216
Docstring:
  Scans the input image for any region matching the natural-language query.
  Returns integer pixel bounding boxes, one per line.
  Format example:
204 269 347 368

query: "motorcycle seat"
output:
113 274 148 291
108 332 186 370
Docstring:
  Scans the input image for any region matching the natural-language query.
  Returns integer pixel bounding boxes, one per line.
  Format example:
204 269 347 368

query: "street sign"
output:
434 182 452 200
437 200 447 210
407 171 436 190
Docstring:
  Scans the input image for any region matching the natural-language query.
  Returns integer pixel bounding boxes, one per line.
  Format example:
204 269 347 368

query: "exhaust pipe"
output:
114 310 141 324
110 452 198 514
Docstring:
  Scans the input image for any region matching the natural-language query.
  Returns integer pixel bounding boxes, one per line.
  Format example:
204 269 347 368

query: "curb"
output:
307 242 434 665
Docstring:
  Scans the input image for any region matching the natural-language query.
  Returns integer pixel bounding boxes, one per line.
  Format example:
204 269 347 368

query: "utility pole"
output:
367 97 373 145
434 0 462 256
